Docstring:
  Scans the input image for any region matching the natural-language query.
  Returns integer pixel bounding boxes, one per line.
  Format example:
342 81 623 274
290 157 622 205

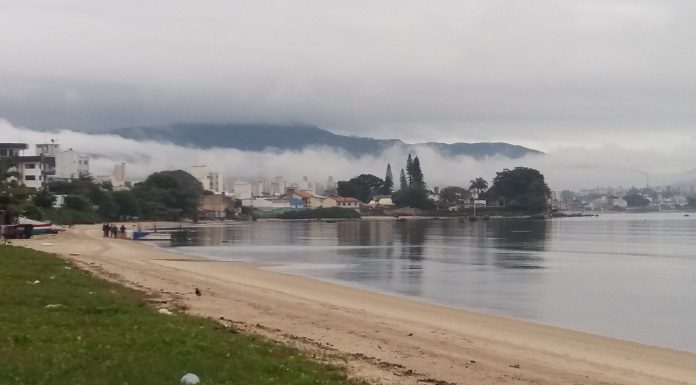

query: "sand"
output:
12 224 696 385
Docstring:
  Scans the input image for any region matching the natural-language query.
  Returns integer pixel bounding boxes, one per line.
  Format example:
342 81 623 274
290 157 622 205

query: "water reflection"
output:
486 220 548 270
167 214 696 351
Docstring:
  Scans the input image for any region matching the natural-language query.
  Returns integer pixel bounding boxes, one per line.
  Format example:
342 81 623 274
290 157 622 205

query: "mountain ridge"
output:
110 123 542 159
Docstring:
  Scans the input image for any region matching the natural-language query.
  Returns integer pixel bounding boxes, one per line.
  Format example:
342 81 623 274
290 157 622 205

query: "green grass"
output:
0 246 364 385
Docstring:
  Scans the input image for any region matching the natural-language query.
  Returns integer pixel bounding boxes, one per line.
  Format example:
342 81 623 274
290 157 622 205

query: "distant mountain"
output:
110 123 542 159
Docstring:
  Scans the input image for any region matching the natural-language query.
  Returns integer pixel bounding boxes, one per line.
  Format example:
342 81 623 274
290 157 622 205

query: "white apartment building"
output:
233 181 253 199
16 156 51 189
190 165 223 192
54 149 89 179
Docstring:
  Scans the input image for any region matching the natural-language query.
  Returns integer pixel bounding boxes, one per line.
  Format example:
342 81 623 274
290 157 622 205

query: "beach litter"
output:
26 280 40 285
180 373 200 384
41 242 53 246
158 308 174 316
45 304 63 309
69 253 79 256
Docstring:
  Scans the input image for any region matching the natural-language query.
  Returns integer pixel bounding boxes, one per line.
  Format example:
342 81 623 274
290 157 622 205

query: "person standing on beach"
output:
102 223 110 237
111 224 118 238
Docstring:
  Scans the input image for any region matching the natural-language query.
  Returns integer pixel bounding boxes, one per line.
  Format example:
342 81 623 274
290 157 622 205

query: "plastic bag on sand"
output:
181 373 200 384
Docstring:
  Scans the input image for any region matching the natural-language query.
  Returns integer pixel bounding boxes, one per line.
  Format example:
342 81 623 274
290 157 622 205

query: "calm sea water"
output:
166 212 696 352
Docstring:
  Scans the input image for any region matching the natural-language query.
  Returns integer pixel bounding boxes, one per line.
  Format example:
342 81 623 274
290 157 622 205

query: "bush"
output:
276 207 360 219
64 195 92 212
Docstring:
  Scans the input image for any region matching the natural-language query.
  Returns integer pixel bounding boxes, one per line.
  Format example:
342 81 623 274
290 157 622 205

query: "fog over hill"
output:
110 124 542 159
4 119 696 191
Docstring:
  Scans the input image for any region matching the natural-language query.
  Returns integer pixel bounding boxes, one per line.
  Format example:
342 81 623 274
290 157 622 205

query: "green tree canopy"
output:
392 154 430 209
336 174 384 203
0 158 33 224
392 187 434 210
133 170 203 220
688 196 696 208
399 168 408 191
380 164 393 195
468 177 488 197
112 190 141 218
410 156 424 188
623 193 650 207
486 167 551 212
32 189 56 209
438 186 470 207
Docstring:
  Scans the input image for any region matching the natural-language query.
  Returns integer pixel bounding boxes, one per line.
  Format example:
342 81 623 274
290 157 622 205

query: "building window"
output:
25 175 36 180
25 163 36 169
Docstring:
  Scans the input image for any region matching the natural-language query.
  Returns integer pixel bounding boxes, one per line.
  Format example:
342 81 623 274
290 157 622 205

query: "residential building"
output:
112 163 127 188
270 176 287 196
296 191 336 208
54 148 89 179
15 156 54 189
0 143 55 189
198 194 229 219
369 195 394 207
332 196 361 210
190 165 223 192
0 143 28 157
233 181 253 200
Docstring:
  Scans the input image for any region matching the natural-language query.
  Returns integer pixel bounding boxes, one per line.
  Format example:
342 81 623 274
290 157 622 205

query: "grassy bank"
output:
0 246 363 385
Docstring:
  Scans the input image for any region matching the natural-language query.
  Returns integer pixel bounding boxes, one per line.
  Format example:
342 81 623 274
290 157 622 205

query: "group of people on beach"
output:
102 223 126 238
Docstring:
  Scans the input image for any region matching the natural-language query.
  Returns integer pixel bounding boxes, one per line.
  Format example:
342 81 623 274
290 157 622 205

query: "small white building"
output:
610 198 628 208
332 196 362 210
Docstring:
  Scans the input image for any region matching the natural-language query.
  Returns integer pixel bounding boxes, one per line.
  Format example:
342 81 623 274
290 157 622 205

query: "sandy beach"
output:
13 224 696 385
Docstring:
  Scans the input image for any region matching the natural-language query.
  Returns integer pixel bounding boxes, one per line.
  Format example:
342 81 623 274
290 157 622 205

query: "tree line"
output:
1 157 205 225
336 154 552 212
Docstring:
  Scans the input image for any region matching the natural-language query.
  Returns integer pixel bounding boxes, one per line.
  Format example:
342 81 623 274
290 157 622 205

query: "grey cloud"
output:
1 1 696 149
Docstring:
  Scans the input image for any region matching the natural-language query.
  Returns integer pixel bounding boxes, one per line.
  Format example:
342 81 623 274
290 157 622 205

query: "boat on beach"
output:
18 217 62 235
131 231 172 241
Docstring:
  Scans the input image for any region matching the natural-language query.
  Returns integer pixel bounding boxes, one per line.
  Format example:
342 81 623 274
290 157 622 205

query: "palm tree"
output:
468 177 488 198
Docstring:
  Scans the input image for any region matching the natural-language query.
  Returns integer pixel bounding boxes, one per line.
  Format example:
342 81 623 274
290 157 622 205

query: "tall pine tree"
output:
381 164 393 195
399 168 408 191
411 156 424 188
406 153 414 185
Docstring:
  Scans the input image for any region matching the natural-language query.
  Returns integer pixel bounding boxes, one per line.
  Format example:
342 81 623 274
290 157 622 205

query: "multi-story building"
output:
190 165 223 193
0 143 55 189
233 181 253 200
54 149 89 179
0 143 28 157
15 156 55 189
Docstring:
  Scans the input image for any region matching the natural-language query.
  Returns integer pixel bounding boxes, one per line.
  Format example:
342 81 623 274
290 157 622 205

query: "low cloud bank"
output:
2 119 694 191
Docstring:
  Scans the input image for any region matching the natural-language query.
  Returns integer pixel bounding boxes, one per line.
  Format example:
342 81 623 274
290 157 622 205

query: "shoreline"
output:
14 224 696 385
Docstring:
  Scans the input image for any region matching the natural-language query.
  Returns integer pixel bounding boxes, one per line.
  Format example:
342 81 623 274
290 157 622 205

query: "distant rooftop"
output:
332 196 361 203
0 143 28 150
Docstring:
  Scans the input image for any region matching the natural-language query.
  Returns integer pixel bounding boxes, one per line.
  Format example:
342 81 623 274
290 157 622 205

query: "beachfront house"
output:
369 195 394 207
331 196 362 211
296 191 337 209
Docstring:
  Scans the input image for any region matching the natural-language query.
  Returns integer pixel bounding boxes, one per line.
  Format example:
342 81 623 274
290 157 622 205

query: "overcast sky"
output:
2 1 696 151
